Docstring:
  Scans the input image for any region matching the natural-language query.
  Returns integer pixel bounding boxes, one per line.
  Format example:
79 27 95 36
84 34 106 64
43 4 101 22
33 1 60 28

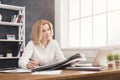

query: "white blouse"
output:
18 39 65 69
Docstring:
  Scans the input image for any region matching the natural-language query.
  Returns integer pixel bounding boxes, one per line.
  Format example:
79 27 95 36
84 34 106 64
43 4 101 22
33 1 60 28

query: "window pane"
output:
81 17 92 47
69 20 80 47
59 0 120 48
69 0 80 20
93 0 106 14
108 11 120 45
93 14 106 47
81 0 92 17
108 0 120 11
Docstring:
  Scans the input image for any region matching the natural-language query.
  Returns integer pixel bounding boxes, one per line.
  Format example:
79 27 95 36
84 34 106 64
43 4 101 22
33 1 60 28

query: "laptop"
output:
92 48 112 67
66 48 112 71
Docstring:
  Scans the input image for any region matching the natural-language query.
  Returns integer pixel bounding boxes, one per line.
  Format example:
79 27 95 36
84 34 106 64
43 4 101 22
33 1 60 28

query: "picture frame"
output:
7 34 16 40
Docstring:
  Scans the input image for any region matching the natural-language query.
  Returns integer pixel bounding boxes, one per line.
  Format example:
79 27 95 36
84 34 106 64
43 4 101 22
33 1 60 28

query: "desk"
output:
0 67 120 80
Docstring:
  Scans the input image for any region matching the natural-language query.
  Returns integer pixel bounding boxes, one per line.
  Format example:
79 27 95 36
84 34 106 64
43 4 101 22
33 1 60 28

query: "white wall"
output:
55 0 69 48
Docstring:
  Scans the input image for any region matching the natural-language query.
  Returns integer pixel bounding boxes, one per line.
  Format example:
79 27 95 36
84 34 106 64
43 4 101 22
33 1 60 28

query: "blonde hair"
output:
30 20 53 45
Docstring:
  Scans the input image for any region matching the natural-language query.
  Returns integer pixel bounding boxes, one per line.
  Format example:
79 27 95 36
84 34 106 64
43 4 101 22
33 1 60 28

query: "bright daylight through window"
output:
55 0 120 49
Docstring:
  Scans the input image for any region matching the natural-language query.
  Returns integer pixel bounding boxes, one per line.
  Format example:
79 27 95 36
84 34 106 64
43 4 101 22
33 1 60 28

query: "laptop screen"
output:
92 48 112 67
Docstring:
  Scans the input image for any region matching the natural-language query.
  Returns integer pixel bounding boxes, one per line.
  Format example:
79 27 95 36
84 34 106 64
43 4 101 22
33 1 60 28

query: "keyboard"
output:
73 63 92 67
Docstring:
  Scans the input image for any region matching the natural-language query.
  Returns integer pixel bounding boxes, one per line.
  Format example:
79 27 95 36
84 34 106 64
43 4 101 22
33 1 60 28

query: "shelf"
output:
0 21 23 26
0 4 24 10
0 3 25 59
0 39 23 42
0 57 19 59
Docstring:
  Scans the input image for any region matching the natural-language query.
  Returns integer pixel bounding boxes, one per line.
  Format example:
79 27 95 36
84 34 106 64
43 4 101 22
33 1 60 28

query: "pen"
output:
29 58 40 66
29 58 34 61
29 58 33 61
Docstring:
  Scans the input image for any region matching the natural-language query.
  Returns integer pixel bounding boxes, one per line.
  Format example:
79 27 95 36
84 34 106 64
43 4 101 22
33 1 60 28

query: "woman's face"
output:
41 24 51 41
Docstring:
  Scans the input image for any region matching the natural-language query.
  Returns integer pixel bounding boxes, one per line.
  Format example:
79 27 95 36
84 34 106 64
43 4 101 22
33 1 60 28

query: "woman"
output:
19 20 65 69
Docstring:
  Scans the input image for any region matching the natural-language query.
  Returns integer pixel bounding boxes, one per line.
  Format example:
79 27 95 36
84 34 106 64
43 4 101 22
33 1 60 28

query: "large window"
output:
55 0 120 48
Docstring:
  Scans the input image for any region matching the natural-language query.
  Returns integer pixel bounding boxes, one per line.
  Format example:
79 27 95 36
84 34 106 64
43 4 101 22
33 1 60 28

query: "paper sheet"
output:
0 69 31 73
32 70 62 75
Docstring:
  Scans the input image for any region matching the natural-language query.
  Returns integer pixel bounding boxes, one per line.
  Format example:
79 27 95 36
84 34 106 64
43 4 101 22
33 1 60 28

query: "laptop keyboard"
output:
67 63 105 71
66 66 103 71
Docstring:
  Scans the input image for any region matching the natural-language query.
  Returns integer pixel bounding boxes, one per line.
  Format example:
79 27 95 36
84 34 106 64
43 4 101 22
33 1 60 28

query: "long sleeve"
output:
54 40 66 62
18 41 34 69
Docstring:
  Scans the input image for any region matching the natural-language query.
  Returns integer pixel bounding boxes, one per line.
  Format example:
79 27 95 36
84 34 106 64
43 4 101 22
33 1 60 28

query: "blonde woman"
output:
19 20 65 69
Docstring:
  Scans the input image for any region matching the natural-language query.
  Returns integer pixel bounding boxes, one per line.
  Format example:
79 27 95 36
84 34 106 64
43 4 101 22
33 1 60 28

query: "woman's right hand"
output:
26 59 39 69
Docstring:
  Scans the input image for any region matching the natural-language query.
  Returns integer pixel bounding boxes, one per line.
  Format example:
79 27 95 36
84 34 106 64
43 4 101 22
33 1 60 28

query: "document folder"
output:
32 53 86 72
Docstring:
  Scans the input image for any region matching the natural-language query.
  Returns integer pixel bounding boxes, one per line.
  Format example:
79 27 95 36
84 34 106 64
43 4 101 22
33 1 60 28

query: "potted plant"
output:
114 54 120 67
107 54 114 67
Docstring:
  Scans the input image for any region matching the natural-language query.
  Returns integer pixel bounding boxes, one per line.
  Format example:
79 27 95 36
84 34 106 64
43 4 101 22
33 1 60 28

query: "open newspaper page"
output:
32 53 86 72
